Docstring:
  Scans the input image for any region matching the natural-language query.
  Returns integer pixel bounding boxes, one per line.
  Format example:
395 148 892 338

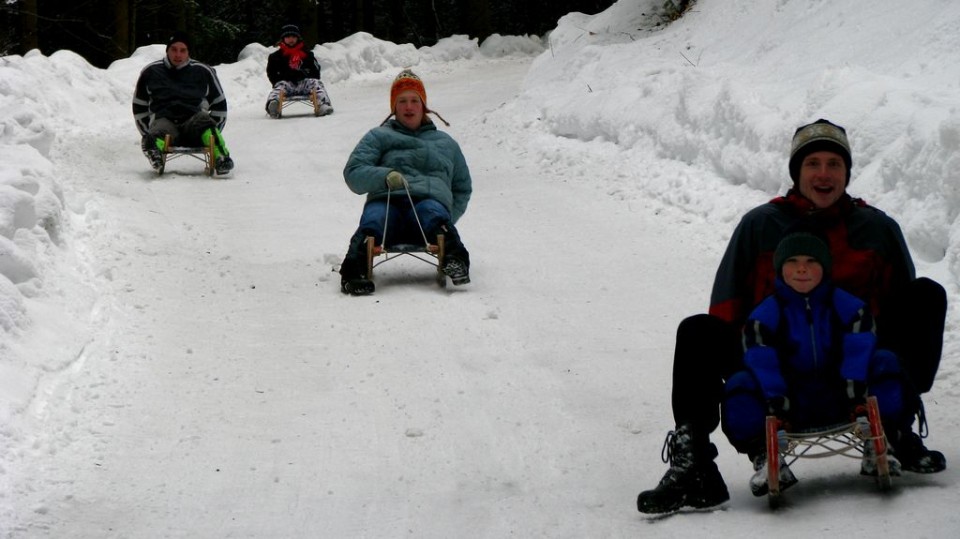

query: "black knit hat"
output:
774 232 832 278
788 119 852 184
280 25 302 40
166 31 191 51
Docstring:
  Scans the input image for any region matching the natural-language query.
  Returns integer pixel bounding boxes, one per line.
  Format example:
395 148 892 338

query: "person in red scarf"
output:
636 119 948 515
264 25 333 118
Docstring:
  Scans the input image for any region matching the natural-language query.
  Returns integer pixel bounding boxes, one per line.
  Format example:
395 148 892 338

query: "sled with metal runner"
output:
764 395 892 508
275 88 325 118
364 185 447 289
158 133 217 176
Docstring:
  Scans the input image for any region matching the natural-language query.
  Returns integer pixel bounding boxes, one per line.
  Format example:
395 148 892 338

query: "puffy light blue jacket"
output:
343 119 472 224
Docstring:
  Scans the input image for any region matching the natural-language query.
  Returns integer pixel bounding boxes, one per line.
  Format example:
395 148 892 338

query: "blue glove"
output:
386 171 407 190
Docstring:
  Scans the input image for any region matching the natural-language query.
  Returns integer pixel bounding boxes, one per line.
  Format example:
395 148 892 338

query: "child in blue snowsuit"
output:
721 231 905 496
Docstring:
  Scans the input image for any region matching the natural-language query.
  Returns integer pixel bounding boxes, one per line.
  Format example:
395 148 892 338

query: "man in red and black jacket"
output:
637 119 947 515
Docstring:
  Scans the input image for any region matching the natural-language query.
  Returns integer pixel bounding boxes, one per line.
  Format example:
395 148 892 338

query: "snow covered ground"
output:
2 0 959 536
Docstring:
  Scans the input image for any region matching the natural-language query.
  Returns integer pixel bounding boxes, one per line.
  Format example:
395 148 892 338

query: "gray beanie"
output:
788 119 852 184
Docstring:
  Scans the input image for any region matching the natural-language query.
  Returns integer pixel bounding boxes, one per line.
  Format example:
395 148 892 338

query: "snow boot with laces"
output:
339 234 375 296
748 452 798 497
860 438 902 477
892 429 945 473
215 155 234 175
141 135 164 170
889 402 946 474
637 423 729 514
437 223 470 285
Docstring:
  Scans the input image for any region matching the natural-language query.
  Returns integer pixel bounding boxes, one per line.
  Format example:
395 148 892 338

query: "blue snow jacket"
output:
343 119 472 224
742 278 876 427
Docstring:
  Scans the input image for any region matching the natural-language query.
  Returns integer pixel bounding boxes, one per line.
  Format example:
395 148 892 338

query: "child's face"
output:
782 255 823 294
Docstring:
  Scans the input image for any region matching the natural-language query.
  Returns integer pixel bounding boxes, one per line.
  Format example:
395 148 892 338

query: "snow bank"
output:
523 0 960 278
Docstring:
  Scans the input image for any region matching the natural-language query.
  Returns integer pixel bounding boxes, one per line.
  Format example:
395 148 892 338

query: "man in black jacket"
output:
132 32 234 174
264 25 334 118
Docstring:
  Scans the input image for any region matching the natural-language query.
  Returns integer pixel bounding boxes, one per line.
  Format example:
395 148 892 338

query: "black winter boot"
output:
141 135 164 170
891 402 946 474
637 423 729 514
437 223 470 285
339 232 375 296
892 430 946 473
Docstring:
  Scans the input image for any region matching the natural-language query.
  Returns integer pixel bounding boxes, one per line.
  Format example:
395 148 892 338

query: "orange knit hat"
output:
390 69 427 112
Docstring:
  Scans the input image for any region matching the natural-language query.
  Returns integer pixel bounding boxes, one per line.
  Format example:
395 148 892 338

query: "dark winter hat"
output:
166 31 191 51
774 232 832 278
788 119 852 184
280 25 302 40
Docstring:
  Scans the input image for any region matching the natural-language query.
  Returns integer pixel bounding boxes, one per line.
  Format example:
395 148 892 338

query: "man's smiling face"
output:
797 150 847 209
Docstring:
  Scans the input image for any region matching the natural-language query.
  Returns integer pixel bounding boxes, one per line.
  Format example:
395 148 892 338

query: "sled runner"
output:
765 395 892 508
364 186 447 289
365 235 446 287
275 88 323 118
158 134 216 176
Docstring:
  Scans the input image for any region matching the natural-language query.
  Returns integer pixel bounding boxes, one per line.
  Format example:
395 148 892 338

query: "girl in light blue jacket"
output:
338 69 472 295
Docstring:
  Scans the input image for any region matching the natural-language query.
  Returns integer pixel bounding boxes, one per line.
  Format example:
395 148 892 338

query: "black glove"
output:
846 380 868 420
766 396 790 418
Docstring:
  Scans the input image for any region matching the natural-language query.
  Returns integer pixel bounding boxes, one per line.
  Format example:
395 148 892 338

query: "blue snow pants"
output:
721 348 905 453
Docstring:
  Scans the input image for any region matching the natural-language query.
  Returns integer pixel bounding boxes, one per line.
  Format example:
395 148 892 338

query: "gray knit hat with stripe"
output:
789 119 852 184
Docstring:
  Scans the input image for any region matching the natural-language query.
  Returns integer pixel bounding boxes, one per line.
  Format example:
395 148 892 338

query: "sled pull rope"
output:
404 183 432 248
381 184 432 249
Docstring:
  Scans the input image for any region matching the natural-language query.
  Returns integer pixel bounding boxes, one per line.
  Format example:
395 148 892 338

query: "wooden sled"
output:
362 184 449 288
765 395 892 508
365 234 446 288
158 134 217 176
275 88 327 118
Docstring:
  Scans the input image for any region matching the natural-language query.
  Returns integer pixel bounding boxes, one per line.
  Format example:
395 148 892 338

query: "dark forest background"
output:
0 0 692 68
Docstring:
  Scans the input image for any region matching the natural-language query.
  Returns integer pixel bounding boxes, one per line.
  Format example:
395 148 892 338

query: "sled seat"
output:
159 134 216 176
366 234 446 288
276 88 323 118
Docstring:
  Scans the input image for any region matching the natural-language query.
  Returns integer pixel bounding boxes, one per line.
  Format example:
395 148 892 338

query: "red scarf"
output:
279 41 307 70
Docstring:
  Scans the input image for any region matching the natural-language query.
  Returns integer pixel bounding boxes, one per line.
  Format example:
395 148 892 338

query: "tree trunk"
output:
113 0 132 59
463 0 491 42
354 0 365 31
19 0 39 53
296 0 319 46
362 0 374 32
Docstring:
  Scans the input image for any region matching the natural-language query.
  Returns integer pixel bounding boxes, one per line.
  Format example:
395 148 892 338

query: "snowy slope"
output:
2 0 959 536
